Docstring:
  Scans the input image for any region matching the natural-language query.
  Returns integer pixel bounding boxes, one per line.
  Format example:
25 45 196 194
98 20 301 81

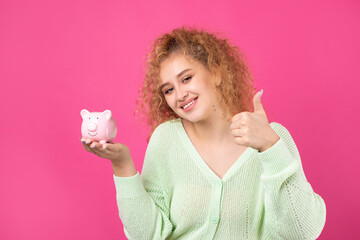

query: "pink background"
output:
0 0 359 239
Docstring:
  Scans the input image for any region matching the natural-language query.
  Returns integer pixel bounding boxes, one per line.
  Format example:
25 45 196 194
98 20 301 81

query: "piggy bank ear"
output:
102 110 112 120
80 109 90 119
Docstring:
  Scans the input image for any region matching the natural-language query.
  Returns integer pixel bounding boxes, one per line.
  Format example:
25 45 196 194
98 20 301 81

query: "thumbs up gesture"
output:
230 89 280 152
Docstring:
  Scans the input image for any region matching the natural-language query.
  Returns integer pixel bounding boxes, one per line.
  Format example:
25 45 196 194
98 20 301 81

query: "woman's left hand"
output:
230 90 280 152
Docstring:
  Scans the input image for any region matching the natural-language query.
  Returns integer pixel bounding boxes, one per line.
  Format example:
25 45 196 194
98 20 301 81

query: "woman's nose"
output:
177 89 189 100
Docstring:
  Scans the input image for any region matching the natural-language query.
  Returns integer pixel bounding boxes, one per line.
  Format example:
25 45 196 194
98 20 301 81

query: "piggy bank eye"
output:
97 117 99 119
88 117 90 119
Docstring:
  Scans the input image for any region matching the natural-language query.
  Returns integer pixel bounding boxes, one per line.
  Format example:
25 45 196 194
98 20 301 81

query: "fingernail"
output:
102 144 107 149
85 139 91 144
90 144 95 149
260 89 263 98
80 137 85 143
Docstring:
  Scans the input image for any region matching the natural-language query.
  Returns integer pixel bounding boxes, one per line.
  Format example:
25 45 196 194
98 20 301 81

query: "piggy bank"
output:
80 109 117 144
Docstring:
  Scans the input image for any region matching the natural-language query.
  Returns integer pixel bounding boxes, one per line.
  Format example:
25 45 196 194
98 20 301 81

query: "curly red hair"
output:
135 26 256 142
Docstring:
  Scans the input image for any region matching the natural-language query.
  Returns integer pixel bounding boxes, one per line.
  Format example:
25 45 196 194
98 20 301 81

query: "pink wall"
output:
1 0 359 239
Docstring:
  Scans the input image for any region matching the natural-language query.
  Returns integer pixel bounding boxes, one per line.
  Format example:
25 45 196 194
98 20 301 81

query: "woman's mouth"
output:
182 97 198 112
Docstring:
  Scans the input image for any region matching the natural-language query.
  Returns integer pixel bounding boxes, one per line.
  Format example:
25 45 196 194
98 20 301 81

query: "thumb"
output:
253 89 265 114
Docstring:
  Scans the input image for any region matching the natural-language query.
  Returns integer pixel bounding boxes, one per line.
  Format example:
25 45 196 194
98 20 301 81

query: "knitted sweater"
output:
113 118 326 240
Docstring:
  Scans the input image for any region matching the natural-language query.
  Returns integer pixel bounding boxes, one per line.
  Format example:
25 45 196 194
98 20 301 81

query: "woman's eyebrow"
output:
160 69 192 90
176 68 192 78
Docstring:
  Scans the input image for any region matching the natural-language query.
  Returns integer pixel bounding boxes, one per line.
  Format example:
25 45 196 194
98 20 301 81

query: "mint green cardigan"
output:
113 118 326 239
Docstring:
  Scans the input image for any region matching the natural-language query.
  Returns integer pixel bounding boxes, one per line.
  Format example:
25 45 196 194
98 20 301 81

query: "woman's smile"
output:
181 97 198 112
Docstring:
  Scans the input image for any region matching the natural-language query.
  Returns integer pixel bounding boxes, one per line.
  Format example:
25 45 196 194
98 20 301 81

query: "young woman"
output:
81 26 326 239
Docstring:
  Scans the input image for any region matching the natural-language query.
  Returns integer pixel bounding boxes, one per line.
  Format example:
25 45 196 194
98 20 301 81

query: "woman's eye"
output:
164 76 191 95
165 88 173 94
183 76 192 82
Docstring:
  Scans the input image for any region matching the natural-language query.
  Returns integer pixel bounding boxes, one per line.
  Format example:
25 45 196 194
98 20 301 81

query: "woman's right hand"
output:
80 137 137 177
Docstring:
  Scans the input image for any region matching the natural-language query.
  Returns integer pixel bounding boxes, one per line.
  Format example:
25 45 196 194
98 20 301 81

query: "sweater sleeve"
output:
113 125 173 240
258 122 326 240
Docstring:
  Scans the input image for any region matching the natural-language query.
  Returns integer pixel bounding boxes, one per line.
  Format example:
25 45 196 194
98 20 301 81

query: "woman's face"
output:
159 53 222 123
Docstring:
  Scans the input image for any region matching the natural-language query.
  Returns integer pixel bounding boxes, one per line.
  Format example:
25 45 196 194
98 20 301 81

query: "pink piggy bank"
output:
80 109 117 144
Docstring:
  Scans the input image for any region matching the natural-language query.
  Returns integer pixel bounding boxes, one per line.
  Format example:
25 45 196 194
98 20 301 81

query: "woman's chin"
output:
181 114 205 124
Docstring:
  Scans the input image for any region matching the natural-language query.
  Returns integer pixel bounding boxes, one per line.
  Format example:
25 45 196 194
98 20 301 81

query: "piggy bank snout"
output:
87 123 97 132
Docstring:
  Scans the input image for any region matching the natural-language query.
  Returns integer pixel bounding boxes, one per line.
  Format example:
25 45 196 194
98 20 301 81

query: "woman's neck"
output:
181 111 234 147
